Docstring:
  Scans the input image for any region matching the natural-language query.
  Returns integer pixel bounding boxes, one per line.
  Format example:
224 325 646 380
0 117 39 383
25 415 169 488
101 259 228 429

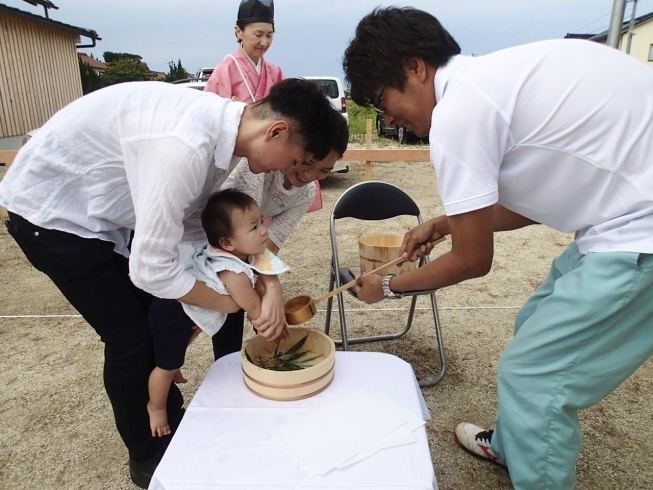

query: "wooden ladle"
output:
284 237 445 325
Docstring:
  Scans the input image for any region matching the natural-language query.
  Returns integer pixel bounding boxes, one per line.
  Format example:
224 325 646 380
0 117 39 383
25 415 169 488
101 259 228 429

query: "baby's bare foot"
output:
147 401 171 437
173 370 188 384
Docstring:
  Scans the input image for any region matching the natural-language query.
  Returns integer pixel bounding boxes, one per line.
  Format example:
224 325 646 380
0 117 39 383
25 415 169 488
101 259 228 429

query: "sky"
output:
3 0 653 81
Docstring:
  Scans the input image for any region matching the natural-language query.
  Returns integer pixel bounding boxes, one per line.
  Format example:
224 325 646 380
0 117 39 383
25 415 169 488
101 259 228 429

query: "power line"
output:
570 11 611 33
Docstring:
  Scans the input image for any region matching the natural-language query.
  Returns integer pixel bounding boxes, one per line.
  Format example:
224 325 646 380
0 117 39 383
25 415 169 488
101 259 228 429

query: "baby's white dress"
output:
181 245 289 335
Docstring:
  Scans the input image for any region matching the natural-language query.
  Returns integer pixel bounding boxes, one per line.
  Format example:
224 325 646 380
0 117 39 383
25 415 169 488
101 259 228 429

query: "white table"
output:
150 351 437 490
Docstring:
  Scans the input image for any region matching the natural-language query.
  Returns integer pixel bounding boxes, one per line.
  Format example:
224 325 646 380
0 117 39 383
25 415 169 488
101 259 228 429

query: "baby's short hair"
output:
201 188 257 247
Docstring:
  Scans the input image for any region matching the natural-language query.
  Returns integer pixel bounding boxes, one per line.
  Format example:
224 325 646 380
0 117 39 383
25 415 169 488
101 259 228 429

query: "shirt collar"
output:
213 100 247 170
434 54 463 103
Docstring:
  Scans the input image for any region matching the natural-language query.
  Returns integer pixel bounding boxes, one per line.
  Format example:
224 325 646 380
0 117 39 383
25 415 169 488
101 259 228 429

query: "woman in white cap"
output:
205 0 283 102
205 0 335 362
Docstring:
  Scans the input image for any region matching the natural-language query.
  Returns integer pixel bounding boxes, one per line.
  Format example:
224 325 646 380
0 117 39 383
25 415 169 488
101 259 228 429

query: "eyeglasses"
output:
372 85 387 114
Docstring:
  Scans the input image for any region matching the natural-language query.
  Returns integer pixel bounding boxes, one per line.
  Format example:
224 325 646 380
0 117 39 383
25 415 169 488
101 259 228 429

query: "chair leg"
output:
336 291 349 351
324 273 446 385
324 271 335 336
418 292 447 388
405 295 418 331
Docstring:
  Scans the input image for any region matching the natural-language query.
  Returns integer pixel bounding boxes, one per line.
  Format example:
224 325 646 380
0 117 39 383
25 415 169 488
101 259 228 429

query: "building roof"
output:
78 53 107 69
563 33 595 40
590 11 653 41
150 70 167 80
0 3 100 41
565 10 653 42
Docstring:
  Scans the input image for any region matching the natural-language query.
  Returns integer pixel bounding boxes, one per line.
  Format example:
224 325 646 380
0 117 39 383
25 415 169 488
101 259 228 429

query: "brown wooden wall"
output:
0 11 83 138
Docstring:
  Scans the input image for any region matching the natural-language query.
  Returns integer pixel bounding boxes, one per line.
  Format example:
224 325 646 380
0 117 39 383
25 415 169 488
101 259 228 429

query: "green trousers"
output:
491 242 653 489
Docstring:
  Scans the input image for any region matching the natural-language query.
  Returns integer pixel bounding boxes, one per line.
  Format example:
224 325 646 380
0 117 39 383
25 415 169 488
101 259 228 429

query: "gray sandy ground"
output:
1 141 651 489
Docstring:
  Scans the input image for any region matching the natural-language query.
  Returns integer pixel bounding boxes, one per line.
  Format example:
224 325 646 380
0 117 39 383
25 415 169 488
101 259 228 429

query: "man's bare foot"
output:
173 370 188 384
147 401 171 437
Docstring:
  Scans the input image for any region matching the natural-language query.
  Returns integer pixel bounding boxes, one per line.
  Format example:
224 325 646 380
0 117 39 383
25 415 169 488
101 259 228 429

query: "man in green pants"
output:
347 7 653 489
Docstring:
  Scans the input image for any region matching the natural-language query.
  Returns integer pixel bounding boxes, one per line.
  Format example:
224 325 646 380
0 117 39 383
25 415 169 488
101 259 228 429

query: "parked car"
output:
301 76 349 126
195 67 214 79
170 68 214 91
329 160 350 174
171 77 207 91
376 114 428 144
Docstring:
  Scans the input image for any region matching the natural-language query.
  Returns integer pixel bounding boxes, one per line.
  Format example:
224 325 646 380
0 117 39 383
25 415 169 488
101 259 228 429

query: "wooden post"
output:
0 150 19 220
365 119 372 180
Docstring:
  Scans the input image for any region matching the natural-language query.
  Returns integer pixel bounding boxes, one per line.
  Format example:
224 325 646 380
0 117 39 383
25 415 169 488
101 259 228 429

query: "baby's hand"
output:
248 314 290 340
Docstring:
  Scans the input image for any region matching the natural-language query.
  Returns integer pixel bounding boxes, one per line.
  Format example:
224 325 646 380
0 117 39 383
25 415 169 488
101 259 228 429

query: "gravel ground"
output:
1 139 652 489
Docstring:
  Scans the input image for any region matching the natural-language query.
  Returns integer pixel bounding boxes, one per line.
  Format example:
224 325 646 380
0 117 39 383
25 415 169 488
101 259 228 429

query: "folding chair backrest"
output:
325 180 447 386
332 181 420 221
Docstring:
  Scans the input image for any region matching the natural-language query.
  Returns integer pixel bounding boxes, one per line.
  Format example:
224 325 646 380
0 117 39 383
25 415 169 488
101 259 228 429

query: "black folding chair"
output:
324 181 446 387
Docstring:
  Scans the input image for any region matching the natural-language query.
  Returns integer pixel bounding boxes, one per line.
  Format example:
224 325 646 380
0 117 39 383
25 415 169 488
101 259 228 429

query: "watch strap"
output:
382 274 402 299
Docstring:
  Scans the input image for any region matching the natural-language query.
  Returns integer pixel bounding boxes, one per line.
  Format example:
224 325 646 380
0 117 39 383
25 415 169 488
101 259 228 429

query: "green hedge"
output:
347 102 376 135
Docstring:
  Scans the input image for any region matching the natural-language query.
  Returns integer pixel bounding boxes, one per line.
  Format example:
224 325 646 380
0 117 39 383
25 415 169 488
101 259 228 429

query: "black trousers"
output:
5 213 184 462
212 309 246 361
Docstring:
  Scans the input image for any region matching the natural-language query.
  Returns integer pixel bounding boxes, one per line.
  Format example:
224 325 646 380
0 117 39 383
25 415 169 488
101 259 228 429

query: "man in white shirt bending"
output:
346 7 653 490
0 78 343 488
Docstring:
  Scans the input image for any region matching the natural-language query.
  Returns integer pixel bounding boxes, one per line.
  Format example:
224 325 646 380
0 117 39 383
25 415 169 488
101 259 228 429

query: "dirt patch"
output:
1 139 652 489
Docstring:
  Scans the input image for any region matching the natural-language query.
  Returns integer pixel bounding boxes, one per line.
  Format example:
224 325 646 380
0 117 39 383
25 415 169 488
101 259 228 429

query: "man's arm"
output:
124 137 216 299
358 204 539 303
395 206 494 290
401 204 537 260
491 204 538 231
176 280 241 313
357 206 495 303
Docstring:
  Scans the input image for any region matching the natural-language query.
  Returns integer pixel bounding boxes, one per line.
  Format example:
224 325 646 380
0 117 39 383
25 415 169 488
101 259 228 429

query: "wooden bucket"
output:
241 327 336 401
359 234 416 276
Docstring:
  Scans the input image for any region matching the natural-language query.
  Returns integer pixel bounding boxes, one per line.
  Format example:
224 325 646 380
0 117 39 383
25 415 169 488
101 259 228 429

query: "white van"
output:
301 76 349 126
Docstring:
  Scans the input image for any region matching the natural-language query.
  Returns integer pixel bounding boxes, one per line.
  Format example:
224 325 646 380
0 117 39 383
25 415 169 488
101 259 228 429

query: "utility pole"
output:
606 0 627 48
625 0 638 54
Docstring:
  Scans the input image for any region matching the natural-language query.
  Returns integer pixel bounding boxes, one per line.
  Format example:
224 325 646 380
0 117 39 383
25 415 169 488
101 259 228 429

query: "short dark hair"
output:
202 189 257 248
251 78 343 160
343 7 461 107
332 113 349 158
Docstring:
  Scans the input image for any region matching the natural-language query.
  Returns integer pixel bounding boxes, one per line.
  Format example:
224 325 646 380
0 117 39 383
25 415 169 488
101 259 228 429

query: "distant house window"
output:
649 44 653 61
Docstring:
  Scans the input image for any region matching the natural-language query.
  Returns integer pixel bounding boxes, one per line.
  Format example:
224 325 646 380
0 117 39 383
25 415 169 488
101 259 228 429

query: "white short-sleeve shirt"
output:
0 81 246 298
430 39 653 254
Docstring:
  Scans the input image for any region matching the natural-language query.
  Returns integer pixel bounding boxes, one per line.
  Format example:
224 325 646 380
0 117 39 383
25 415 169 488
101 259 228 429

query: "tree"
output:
165 59 188 82
101 59 152 86
103 51 143 64
78 60 103 95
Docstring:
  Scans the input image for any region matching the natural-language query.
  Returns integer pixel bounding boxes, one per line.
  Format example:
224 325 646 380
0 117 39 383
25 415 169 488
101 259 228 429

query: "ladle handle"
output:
312 236 445 305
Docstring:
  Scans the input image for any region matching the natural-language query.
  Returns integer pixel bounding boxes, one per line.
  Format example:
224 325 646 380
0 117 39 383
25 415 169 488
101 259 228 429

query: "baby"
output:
147 188 286 437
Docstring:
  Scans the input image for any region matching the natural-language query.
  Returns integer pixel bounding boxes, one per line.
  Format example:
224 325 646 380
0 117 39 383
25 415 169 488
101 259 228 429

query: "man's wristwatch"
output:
382 274 402 299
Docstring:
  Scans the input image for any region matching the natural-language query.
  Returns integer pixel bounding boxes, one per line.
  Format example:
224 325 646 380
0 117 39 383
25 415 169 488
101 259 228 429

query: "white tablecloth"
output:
150 351 437 490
